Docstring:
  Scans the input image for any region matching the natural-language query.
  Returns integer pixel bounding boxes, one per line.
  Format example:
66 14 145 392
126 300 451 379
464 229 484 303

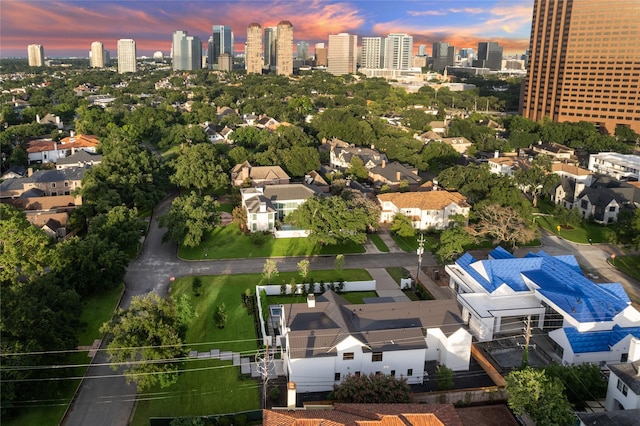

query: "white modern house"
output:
588 152 640 182
240 184 321 233
278 291 472 393
446 247 640 365
606 357 640 411
377 190 470 231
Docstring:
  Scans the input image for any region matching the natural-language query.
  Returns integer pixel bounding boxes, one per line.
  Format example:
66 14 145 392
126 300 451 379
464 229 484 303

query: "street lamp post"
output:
416 234 425 288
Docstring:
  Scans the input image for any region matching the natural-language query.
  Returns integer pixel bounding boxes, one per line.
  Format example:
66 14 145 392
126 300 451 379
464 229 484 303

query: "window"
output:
617 379 628 396
64 181 69 187
390 370 395 377
407 369 413 376
334 373 341 381
343 352 354 360
621 353 628 363
581 200 589 209
372 352 383 362
51 182 56 188
609 206 616 212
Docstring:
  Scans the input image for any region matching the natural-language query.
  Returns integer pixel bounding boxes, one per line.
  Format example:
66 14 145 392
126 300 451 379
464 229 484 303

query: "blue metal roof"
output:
564 326 640 353
454 247 630 322
488 246 514 260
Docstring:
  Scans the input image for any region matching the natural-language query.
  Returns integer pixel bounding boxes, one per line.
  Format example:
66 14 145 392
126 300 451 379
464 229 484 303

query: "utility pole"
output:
416 233 425 288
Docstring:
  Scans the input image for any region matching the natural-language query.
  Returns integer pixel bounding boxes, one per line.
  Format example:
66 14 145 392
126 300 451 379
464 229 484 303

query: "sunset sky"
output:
1 0 534 58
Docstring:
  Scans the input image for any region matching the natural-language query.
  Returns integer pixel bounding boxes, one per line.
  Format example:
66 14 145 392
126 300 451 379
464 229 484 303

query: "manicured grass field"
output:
5 285 124 426
131 275 260 424
611 255 640 282
178 224 365 259
391 233 438 253
368 234 390 252
536 215 617 244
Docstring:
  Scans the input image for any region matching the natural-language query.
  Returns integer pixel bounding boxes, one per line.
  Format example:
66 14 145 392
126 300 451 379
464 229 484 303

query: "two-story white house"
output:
446 247 640 365
606 355 640 411
377 190 470 231
278 291 472 393
240 184 321 233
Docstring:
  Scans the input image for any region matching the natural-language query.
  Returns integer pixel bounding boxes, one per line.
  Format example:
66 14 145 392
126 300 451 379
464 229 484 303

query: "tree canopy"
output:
158 192 220 247
332 373 411 403
170 143 230 194
506 367 575 426
100 293 194 391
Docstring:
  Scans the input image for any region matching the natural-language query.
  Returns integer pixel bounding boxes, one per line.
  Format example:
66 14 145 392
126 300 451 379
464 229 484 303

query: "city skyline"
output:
1 0 534 58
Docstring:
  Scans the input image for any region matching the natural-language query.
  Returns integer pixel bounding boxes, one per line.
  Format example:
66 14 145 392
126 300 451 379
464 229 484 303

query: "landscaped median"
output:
178 223 365 260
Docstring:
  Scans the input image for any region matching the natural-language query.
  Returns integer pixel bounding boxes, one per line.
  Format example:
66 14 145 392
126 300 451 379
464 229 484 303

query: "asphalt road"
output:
62 194 430 426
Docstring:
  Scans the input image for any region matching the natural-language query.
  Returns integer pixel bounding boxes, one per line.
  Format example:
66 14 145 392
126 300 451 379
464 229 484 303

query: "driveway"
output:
63 195 434 426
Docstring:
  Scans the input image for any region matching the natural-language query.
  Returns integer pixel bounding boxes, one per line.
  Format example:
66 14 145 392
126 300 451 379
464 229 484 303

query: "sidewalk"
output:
368 268 410 301
419 272 454 300
376 228 404 253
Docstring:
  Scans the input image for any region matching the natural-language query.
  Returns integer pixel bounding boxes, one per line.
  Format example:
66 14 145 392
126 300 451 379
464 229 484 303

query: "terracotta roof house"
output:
240 184 321 233
605 360 640 411
446 247 640 365
264 404 465 426
277 291 472 393
231 161 291 187
368 161 423 191
377 191 470 231
487 155 529 177
26 134 99 165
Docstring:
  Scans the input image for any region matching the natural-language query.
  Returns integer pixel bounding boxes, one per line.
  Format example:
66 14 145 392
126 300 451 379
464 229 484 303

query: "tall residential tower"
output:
90 41 106 68
246 23 263 74
521 0 640 133
361 37 383 69
276 21 293 76
383 33 413 70
27 44 44 67
117 39 136 73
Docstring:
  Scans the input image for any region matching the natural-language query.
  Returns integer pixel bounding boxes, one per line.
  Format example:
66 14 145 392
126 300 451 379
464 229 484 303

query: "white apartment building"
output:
117 39 137 73
90 41 105 68
361 37 383 69
384 33 413 70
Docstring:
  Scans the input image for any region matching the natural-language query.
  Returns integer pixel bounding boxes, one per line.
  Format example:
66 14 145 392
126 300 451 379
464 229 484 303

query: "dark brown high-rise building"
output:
521 0 640 134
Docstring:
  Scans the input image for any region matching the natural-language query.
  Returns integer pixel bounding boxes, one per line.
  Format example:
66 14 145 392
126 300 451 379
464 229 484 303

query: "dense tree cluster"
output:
331 373 411 403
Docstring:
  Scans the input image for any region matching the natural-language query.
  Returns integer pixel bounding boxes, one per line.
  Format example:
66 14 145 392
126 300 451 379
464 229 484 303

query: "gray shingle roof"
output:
263 184 322 202
608 361 640 395
56 151 102 165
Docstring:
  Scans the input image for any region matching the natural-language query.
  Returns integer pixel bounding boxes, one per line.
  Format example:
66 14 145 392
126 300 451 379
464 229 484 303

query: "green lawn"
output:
218 203 234 214
268 291 378 305
178 224 365 260
386 267 411 285
611 255 640 282
391 233 438 253
536 215 617 244
131 275 260 424
368 234 390 252
4 285 124 426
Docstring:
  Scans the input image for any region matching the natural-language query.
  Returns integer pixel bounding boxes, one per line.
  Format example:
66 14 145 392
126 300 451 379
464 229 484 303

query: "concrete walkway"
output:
376 228 404 253
368 268 410 301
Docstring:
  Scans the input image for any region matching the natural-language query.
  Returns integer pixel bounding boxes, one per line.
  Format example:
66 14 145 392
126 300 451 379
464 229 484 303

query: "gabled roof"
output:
377 191 469 211
551 163 592 176
27 167 87 183
59 134 100 148
283 291 464 359
244 195 276 214
368 162 423 185
564 326 640 354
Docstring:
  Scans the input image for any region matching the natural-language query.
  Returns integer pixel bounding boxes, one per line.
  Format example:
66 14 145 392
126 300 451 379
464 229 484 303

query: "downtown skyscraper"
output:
209 25 233 69
327 33 357 75
245 23 263 74
521 0 640 134
263 26 278 69
27 44 44 67
117 39 136 73
473 42 503 71
432 42 454 72
172 31 202 71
